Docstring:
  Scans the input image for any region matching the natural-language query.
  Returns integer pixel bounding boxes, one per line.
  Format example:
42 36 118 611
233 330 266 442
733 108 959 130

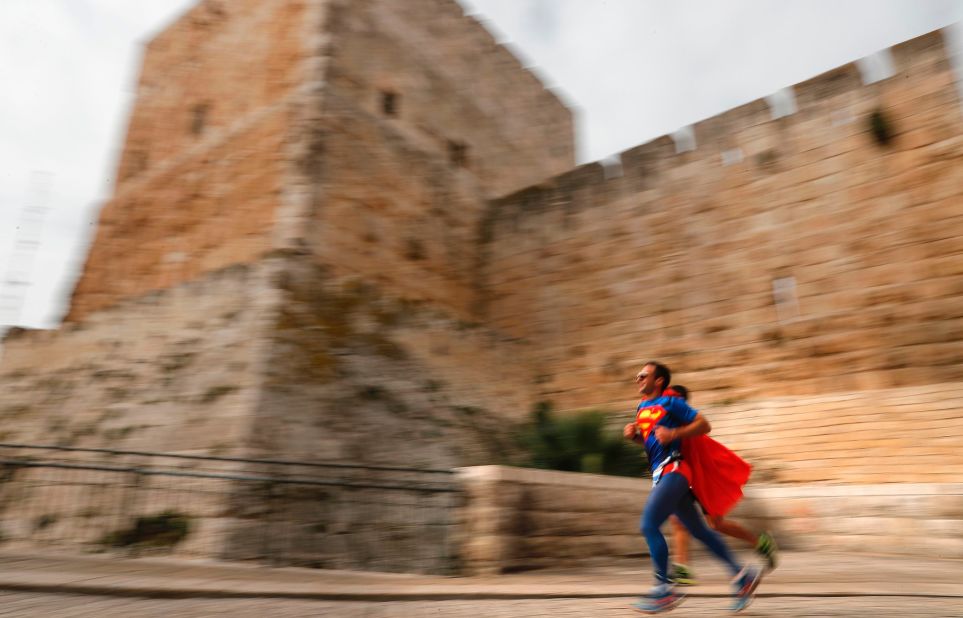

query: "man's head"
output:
636 361 671 397
666 384 689 401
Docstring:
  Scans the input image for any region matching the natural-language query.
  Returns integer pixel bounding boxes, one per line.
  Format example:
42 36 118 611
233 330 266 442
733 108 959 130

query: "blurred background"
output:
1 0 963 599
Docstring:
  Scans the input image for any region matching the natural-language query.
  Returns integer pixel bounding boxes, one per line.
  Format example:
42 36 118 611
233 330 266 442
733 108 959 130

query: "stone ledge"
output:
457 465 963 574
455 465 646 492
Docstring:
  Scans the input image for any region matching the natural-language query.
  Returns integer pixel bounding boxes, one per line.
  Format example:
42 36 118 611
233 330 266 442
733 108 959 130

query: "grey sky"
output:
459 0 963 160
2 0 962 329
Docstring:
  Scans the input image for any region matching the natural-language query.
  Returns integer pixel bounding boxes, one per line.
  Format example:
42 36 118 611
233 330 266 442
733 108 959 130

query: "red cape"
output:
681 434 751 517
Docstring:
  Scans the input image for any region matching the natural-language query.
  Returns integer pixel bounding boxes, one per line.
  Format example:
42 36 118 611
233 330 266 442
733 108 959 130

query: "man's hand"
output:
623 422 639 441
654 425 678 445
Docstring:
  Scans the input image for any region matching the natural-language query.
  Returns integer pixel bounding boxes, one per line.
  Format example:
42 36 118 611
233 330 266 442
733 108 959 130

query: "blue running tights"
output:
640 471 742 583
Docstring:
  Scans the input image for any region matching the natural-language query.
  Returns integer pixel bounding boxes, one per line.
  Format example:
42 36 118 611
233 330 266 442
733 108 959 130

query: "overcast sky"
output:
2 1 962 330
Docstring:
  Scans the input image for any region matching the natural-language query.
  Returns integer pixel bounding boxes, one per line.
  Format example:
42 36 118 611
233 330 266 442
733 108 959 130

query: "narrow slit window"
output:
190 103 209 136
381 91 398 117
448 140 469 168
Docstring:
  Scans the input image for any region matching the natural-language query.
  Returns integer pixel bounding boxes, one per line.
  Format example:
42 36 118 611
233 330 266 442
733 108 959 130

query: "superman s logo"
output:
636 405 667 440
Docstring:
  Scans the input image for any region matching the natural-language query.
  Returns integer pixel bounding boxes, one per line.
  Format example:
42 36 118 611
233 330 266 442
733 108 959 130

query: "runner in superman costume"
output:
624 361 762 614
663 385 777 587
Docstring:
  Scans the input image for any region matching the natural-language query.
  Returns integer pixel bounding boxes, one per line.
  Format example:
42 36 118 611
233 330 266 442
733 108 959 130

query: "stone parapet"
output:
455 466 963 574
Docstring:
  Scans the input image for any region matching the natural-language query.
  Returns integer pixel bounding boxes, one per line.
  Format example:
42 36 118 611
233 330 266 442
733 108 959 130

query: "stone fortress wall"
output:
3 1 963 487
480 31 963 483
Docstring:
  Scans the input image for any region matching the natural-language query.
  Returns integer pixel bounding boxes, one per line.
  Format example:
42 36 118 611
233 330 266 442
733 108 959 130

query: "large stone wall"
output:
482 31 963 409
245 257 536 467
709 383 963 484
7 252 536 467
0 264 273 454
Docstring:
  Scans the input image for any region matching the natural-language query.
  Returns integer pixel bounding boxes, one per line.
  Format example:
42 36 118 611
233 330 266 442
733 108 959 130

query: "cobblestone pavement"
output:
1 592 962 617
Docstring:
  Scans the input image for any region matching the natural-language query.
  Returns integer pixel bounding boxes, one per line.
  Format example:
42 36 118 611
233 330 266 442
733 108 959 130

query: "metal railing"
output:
0 443 462 574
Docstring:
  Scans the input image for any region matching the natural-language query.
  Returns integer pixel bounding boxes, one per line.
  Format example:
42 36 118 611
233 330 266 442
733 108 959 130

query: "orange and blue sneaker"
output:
631 588 686 614
730 566 763 613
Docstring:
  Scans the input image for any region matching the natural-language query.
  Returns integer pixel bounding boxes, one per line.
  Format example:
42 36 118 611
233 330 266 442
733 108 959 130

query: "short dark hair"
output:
668 384 689 401
644 361 671 389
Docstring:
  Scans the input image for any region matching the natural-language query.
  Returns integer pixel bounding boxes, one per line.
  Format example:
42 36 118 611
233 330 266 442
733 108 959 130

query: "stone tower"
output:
0 0 574 466
68 0 574 323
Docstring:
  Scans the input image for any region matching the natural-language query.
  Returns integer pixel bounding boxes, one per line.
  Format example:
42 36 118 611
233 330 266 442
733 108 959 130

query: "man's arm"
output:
654 413 711 445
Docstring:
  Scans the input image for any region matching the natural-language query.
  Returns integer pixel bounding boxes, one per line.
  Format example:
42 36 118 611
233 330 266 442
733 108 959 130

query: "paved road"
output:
2 592 962 617
0 551 960 616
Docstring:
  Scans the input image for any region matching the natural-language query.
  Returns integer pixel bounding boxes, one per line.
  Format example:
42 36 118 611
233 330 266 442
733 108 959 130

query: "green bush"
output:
519 402 648 477
100 510 191 549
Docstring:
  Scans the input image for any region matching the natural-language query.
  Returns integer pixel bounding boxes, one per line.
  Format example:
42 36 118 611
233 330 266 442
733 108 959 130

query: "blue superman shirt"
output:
635 395 698 475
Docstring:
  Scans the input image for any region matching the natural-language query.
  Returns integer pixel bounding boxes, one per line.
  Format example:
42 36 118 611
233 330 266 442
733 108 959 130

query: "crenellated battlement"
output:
493 28 952 226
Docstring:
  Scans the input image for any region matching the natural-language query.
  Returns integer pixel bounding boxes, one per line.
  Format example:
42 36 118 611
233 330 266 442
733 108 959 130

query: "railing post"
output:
0 462 22 543
121 467 144 558
258 480 278 567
